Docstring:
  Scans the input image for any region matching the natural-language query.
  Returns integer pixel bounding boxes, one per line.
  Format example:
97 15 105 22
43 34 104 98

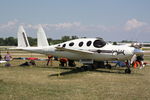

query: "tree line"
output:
0 36 79 46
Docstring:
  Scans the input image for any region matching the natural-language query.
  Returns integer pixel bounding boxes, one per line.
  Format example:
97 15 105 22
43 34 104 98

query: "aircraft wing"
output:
55 47 93 54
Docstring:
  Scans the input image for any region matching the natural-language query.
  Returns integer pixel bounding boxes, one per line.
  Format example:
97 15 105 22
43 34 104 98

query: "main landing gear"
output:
80 60 132 74
80 61 112 71
125 60 131 74
105 61 112 69
125 68 131 74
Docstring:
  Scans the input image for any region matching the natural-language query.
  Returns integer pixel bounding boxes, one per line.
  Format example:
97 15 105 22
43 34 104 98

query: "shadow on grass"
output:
93 69 125 74
48 67 127 77
48 67 85 77
36 66 77 71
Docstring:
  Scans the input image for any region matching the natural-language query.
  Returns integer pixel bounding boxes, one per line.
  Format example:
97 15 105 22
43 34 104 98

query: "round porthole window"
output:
69 42 74 46
79 42 83 47
62 44 66 47
87 41 92 46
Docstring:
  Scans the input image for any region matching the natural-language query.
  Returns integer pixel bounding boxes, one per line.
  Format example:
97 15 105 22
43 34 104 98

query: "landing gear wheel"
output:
80 66 88 71
125 68 131 74
106 64 112 69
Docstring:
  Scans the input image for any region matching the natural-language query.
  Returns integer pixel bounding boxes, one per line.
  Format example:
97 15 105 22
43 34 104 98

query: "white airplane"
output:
14 25 144 74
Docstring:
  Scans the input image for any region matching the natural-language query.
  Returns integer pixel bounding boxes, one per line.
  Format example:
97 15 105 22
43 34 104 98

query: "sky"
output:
0 0 150 42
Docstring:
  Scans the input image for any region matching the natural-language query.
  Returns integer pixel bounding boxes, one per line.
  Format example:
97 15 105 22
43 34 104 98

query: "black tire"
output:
83 66 88 70
80 66 88 71
106 64 112 69
125 68 131 74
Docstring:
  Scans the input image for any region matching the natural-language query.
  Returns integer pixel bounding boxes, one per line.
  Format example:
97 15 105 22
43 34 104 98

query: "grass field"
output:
0 50 150 100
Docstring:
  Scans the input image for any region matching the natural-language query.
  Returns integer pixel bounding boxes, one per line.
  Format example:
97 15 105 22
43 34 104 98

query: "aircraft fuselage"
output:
20 38 138 62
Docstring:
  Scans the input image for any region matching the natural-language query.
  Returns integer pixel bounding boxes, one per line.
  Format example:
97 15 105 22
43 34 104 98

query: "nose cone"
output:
134 48 144 55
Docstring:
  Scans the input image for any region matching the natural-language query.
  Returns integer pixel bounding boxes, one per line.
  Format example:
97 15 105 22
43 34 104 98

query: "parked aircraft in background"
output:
14 25 144 74
117 42 150 49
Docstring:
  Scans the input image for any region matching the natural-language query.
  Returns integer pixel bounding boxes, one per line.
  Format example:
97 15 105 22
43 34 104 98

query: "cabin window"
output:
87 41 92 46
69 42 74 46
93 39 106 48
79 42 83 47
62 44 66 47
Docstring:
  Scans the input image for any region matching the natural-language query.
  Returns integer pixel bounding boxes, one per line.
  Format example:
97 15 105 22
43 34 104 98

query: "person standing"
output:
0 54 2 61
4 51 12 66
0 51 2 61
4 51 12 61
46 55 53 66
136 55 144 69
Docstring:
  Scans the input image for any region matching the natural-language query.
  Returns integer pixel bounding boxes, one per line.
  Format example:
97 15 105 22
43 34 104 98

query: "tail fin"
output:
37 25 49 47
17 26 30 47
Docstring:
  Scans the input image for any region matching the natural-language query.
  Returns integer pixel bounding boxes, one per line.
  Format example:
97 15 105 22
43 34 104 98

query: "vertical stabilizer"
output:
17 26 30 47
37 25 49 47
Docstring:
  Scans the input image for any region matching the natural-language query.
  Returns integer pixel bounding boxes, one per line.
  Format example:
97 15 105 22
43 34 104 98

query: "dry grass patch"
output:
0 63 150 100
0 49 150 100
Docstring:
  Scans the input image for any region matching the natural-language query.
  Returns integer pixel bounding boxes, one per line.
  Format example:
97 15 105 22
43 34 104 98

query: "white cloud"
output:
42 22 115 33
26 24 39 30
58 22 79 28
0 20 114 36
0 19 18 29
47 22 81 30
0 19 150 41
124 19 146 31
0 20 19 37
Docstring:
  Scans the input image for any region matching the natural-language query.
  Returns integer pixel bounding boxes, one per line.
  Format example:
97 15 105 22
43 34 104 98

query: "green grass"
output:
0 50 150 100
142 47 150 51
144 56 150 62
0 60 150 100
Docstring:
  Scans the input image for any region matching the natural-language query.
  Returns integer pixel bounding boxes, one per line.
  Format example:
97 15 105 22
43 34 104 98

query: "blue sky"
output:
0 0 150 42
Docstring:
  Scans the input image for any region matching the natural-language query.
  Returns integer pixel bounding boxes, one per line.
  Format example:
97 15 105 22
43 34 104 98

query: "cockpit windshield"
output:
93 39 106 48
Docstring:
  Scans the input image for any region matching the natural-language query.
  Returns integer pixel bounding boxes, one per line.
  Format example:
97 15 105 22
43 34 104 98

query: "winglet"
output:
37 25 49 47
17 26 30 47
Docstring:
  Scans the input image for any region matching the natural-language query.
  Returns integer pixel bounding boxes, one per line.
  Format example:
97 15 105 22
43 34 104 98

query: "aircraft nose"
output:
133 48 144 55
